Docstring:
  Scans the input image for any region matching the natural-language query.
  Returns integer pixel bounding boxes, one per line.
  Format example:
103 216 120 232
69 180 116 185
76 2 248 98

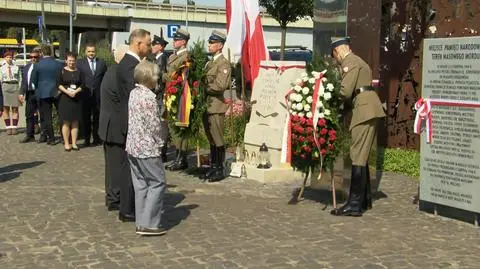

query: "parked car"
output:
269 46 313 63
85 1 133 9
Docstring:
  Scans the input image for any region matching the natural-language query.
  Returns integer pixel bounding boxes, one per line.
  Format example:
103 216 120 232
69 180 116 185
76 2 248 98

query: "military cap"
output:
331 36 351 50
208 30 227 43
152 35 168 46
173 28 190 41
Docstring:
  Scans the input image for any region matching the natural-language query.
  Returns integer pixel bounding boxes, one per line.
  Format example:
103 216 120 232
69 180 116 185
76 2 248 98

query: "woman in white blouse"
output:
0 51 21 135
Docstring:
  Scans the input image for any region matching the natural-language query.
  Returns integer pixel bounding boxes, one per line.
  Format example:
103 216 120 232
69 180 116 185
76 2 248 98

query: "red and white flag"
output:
225 0 269 86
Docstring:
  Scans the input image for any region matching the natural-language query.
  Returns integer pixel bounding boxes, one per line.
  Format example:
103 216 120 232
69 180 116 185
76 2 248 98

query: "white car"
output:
13 53 31 68
85 1 133 9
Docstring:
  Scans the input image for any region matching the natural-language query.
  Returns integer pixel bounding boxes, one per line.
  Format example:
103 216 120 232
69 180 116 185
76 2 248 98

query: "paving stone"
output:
0 133 479 268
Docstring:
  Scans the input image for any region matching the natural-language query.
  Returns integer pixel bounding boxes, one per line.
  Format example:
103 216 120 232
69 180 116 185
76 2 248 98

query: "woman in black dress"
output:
58 52 83 151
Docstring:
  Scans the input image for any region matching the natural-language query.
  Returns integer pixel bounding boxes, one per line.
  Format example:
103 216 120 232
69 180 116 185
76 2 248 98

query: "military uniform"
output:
330 37 385 217
201 30 231 182
164 28 191 171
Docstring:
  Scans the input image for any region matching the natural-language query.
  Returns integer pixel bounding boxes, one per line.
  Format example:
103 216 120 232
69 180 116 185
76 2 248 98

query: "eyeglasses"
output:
31 56 39 59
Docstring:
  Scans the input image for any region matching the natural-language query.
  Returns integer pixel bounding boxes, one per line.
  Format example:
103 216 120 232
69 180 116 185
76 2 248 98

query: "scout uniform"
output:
165 28 191 171
330 37 385 217
201 30 231 182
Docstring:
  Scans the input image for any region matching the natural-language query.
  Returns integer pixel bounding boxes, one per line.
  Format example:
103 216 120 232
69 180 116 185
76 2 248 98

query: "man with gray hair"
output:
112 28 151 222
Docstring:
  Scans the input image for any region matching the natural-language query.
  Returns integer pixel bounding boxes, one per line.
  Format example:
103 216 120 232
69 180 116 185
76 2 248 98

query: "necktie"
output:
90 59 95 75
7 65 13 80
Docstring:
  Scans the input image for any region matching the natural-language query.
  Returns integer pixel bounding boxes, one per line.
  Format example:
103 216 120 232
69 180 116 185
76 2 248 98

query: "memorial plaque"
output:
420 36 480 213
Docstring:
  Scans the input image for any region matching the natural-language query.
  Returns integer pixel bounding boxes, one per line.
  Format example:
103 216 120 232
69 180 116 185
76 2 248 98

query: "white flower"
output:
302 87 310 95
326 83 334 91
319 86 325 97
317 101 324 108
191 105 195 109
288 101 292 107
306 112 313 118
319 113 325 118
306 96 313 103
298 112 305 117
289 93 297 101
321 77 328 82
301 72 308 78
296 103 304 111
295 94 303 102
311 71 319 77
294 85 302 92
289 109 294 114
324 92 332 100
308 78 316 84
295 78 303 85
324 109 331 116
303 104 311 111
302 76 309 82
292 111 298 116
170 95 176 101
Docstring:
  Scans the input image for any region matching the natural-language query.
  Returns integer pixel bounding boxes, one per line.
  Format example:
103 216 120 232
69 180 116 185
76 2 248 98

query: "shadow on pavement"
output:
0 161 45 176
0 171 22 183
162 191 199 230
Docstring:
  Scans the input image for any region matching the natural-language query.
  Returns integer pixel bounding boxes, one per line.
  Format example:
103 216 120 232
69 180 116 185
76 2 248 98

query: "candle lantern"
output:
257 143 271 169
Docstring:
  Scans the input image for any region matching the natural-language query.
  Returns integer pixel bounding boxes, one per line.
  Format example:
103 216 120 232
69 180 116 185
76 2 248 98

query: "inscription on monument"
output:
256 71 281 117
420 37 480 213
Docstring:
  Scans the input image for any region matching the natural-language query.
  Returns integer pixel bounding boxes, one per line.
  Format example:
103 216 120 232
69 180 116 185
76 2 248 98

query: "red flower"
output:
318 118 327 127
300 154 306 159
320 128 328 135
193 80 199 88
330 134 337 142
329 129 337 136
328 143 335 150
318 137 326 145
299 117 306 124
298 136 305 143
307 136 315 143
321 149 328 155
305 127 313 135
306 118 313 126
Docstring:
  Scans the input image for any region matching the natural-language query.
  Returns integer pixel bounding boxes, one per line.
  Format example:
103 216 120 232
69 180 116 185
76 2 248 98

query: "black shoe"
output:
38 136 47 143
119 213 135 222
92 139 102 146
107 204 120 211
200 146 217 180
169 150 188 171
330 165 365 217
136 227 167 236
207 146 225 182
83 141 91 147
207 167 225 182
19 136 36 143
165 150 180 170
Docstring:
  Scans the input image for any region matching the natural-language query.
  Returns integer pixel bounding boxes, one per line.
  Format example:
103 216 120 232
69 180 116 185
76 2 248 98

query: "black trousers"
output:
25 91 39 138
105 142 135 215
83 91 100 143
104 143 122 207
39 97 54 139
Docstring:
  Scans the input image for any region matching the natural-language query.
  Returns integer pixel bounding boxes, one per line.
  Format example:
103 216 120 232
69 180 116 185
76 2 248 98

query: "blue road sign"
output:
167 25 180 38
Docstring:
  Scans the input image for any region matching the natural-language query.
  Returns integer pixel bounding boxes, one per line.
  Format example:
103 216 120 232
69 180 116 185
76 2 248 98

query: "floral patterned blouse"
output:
126 84 164 158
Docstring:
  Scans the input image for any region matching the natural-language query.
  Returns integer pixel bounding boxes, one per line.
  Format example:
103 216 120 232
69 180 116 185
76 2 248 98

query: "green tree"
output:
259 0 313 60
6 27 20 38
162 0 170 3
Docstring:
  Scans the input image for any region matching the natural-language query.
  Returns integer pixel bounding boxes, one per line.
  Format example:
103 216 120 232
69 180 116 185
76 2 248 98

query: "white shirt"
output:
126 50 141 62
27 64 35 90
155 52 164 60
213 53 222 62
0 63 19 82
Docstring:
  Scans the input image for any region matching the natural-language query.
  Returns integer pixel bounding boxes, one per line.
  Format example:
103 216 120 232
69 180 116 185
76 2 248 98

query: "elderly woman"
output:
126 60 167 236
0 51 21 135
57 52 84 151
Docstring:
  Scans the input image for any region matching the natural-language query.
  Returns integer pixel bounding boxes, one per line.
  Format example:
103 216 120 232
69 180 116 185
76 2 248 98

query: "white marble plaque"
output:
420 37 480 213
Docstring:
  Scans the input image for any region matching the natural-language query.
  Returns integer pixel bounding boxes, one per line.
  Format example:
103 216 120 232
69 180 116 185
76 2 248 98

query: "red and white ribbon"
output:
414 98 480 143
260 64 306 75
280 89 295 164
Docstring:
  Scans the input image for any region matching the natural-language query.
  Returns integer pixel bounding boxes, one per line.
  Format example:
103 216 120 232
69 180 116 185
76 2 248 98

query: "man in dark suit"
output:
31 44 63 145
150 35 169 161
77 44 107 147
18 49 41 143
106 29 151 222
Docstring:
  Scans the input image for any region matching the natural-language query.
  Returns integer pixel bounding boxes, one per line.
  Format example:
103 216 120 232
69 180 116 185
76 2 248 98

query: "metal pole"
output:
185 0 189 30
22 28 27 63
41 0 45 43
69 0 73 51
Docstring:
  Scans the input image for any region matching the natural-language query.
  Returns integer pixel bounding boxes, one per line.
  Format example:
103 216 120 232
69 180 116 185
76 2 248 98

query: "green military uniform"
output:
201 30 232 182
165 28 191 171
330 37 385 217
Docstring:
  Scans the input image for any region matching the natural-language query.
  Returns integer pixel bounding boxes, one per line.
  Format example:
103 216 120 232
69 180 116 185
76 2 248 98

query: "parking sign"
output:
167 25 180 38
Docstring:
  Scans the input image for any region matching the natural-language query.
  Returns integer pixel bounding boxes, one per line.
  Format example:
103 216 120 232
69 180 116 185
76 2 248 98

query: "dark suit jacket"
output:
155 52 167 93
77 57 107 100
20 62 35 96
98 53 140 145
98 64 125 144
31 57 63 99
0 83 3 111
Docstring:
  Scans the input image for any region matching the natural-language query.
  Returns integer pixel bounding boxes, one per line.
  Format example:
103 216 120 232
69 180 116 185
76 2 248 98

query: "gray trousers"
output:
128 156 166 229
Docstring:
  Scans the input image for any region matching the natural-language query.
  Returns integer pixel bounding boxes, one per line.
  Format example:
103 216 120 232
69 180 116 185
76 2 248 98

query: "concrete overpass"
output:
0 0 314 50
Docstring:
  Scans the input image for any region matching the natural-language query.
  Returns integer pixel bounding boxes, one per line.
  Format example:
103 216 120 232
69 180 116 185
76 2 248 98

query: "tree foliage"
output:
259 0 313 28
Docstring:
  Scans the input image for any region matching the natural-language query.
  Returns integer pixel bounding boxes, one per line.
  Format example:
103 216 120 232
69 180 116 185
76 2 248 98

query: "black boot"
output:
200 146 217 180
331 165 366 217
363 165 373 211
208 146 226 182
169 150 188 171
165 150 179 170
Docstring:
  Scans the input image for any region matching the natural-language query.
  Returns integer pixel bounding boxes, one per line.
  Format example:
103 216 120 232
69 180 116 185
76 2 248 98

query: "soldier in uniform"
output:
329 37 386 217
150 35 169 162
200 30 231 182
164 28 191 171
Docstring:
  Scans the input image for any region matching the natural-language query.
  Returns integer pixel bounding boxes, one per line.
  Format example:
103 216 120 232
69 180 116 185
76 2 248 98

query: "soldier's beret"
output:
331 36 351 50
173 28 190 41
208 30 227 43
152 35 168 46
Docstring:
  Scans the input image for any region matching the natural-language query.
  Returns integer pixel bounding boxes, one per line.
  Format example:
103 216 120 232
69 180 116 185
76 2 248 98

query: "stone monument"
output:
242 61 306 182
419 36 480 219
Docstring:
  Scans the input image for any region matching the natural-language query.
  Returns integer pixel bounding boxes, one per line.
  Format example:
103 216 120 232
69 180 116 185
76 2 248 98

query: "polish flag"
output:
225 0 269 87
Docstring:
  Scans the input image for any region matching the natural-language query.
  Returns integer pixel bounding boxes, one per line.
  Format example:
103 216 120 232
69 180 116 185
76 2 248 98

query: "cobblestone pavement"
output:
1 132 479 269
